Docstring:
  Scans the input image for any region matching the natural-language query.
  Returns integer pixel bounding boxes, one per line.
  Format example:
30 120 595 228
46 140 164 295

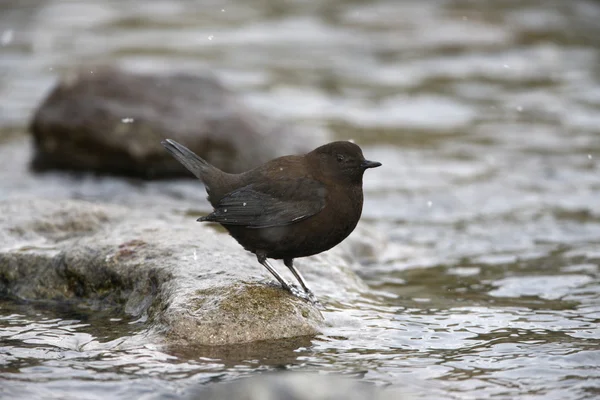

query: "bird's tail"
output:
161 139 218 181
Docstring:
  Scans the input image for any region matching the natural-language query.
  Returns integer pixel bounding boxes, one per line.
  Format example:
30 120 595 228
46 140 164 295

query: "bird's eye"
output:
336 154 345 162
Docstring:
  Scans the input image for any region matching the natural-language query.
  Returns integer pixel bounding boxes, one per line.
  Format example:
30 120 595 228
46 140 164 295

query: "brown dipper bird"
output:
161 139 381 301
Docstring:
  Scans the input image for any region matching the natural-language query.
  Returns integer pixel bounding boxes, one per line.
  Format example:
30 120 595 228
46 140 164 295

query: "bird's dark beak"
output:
361 160 382 169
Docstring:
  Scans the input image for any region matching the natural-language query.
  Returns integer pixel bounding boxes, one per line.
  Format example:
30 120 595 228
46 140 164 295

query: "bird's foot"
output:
288 284 324 309
288 284 308 299
306 291 324 310
302 288 321 306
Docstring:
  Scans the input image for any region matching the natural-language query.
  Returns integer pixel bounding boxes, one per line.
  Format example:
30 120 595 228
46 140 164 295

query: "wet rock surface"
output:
29 67 325 178
0 198 366 345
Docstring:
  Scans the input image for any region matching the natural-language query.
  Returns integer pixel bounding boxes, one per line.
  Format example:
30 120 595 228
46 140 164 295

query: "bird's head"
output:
310 141 381 185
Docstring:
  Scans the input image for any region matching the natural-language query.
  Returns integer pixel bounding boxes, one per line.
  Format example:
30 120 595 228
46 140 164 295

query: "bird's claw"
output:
288 284 306 298
288 284 324 309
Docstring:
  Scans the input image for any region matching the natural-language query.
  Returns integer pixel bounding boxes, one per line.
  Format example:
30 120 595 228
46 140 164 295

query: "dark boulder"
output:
30 67 325 178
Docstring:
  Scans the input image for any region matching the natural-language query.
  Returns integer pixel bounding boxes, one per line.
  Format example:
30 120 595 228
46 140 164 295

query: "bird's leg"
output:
284 258 320 306
283 258 311 293
256 252 292 292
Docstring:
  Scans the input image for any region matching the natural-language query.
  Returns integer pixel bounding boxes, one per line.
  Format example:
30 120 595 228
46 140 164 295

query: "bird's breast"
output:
224 184 364 260
322 184 364 234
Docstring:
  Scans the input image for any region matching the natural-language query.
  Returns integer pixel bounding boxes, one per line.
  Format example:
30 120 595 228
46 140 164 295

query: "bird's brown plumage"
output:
161 139 381 300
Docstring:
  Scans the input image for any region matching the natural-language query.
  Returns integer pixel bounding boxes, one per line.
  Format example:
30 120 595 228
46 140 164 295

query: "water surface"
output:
1 1 599 399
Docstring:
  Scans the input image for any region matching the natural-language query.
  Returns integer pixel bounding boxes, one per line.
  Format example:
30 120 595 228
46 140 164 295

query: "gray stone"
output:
0 199 367 345
29 67 325 178
189 373 410 400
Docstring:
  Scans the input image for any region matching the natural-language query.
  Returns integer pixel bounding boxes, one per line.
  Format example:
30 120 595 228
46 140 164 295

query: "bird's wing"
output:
198 178 326 228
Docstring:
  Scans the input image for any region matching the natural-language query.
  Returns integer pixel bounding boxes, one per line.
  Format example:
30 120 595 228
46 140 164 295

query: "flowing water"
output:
1 1 600 399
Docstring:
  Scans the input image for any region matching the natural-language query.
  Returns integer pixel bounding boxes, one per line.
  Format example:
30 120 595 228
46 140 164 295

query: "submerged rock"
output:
0 199 365 345
189 372 409 400
29 67 325 178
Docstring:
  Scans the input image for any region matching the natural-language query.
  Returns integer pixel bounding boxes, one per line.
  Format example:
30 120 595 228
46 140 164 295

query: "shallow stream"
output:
1 1 599 399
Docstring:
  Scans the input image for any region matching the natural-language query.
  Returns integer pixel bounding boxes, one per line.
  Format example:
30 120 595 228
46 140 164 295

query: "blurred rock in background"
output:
29 67 326 178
